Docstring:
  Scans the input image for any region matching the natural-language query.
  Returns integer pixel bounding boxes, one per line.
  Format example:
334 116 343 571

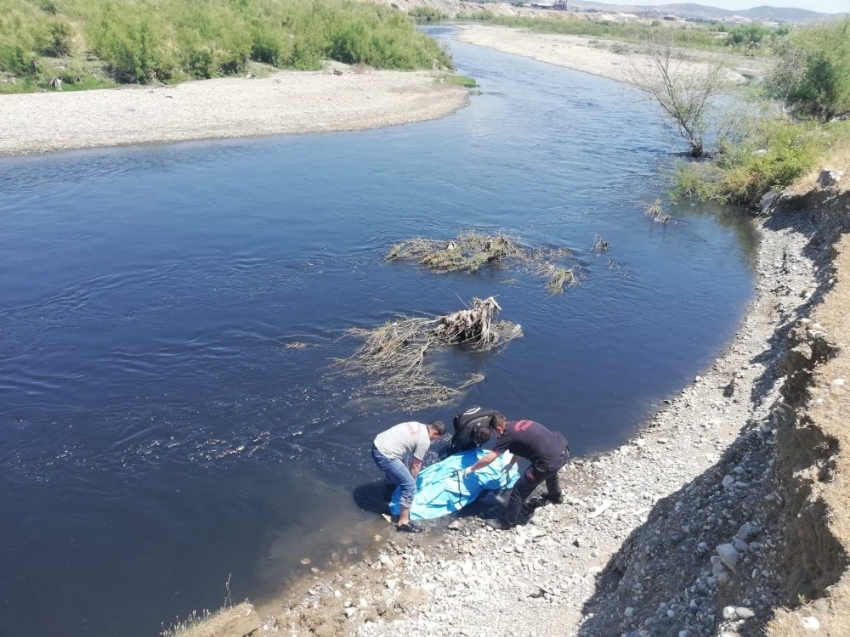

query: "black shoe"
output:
542 493 564 505
397 521 424 533
494 518 515 531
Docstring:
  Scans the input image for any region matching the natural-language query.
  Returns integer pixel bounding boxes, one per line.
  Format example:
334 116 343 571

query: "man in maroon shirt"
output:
463 413 569 529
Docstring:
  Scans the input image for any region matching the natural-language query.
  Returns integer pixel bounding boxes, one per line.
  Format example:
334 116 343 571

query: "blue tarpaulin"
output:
389 449 519 520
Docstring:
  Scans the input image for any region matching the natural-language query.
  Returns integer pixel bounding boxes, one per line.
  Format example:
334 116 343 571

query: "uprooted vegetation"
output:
334 296 521 409
386 231 579 295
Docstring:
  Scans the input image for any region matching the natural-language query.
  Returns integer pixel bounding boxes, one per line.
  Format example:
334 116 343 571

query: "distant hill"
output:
569 0 846 22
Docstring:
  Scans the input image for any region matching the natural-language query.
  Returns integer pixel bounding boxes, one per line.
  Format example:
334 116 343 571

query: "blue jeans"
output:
371 447 416 508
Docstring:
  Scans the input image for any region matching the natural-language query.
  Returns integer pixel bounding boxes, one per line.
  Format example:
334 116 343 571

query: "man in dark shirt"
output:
463 414 569 529
447 405 498 455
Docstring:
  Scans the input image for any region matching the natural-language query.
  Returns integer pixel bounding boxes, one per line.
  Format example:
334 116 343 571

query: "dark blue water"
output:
0 31 756 636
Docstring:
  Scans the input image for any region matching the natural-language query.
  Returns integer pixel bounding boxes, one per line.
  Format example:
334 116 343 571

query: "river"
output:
0 29 756 636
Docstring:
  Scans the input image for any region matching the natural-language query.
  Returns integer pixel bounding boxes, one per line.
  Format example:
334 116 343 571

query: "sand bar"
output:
0 67 468 156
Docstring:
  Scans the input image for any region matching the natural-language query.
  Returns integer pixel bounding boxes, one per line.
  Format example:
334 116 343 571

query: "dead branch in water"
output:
592 234 610 252
335 296 522 408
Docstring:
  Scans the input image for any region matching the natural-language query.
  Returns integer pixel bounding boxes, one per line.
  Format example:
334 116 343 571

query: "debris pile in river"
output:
336 296 521 408
386 231 579 293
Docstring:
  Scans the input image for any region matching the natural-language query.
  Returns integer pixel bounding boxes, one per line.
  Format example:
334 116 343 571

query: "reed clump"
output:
387 231 580 292
387 231 524 273
541 265 578 295
336 296 521 408
644 199 671 224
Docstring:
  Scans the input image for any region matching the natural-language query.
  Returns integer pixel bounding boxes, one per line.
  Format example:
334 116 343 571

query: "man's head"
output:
428 420 446 441
489 413 508 436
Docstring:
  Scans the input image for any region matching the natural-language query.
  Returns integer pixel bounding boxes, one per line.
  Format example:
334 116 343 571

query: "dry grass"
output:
540 265 578 295
786 145 850 196
644 199 671 224
161 603 257 637
335 296 522 408
387 231 579 291
387 231 525 273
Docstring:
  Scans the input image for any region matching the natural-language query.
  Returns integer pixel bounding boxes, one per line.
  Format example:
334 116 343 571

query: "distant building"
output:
529 0 568 9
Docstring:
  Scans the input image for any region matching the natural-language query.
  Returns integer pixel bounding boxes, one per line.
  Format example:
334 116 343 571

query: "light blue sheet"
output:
389 449 519 520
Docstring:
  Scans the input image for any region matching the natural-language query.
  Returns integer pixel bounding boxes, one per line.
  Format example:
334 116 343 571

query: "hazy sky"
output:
688 0 849 13
600 0 850 14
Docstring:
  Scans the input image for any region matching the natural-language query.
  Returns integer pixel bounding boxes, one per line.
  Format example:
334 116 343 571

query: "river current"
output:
0 29 756 636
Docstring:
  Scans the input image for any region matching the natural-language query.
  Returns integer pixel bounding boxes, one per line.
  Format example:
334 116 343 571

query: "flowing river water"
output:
0 29 757 636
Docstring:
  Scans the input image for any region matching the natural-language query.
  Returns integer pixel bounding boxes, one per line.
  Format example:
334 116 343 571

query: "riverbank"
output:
147 26 850 637
453 24 767 84
192 180 844 637
0 65 468 156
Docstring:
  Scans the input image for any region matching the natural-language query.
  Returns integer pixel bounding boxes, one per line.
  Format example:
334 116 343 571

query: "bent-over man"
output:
372 420 446 533
448 405 499 455
463 413 569 529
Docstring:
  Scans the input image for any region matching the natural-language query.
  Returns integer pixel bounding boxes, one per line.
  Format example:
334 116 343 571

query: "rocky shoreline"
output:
191 185 848 637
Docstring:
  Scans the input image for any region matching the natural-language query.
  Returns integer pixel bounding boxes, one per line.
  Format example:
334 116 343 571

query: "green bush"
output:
409 7 444 22
0 0 453 88
767 18 850 121
672 117 847 205
725 23 771 50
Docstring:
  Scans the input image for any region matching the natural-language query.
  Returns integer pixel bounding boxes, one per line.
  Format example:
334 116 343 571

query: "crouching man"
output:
371 420 446 533
448 405 499 455
463 414 569 529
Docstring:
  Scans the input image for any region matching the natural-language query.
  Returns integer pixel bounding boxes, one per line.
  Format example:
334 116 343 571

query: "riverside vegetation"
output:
628 18 850 208
0 0 453 93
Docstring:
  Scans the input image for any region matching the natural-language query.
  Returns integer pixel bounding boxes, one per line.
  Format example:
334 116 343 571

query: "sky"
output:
589 0 850 14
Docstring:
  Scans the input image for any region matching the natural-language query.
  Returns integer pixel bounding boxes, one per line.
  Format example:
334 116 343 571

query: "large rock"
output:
816 169 843 189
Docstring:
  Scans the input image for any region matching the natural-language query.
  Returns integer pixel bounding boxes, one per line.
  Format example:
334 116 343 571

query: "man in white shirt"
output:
372 420 446 533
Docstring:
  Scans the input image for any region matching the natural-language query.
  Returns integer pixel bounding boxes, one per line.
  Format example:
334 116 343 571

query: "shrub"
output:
0 0 453 87
673 117 837 205
409 7 444 22
767 18 850 121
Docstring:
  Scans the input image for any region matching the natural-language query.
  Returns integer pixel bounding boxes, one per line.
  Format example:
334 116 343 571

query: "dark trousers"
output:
503 463 565 525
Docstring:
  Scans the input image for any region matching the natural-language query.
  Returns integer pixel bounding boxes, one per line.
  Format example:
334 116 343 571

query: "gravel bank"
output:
198 188 846 637
0 66 468 156
453 24 764 84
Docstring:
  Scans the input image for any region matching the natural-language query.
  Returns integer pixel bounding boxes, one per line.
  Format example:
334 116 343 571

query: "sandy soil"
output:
0 65 468 156
454 24 766 84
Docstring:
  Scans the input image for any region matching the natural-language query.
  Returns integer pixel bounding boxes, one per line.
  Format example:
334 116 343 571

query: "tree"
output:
627 33 732 158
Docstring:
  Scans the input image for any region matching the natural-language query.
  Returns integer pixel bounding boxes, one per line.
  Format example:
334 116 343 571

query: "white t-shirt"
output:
374 421 430 461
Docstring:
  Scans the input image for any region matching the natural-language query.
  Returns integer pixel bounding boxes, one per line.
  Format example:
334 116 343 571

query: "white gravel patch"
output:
0 67 468 156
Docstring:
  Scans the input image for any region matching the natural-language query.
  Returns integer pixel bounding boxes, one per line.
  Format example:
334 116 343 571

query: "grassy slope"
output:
0 0 453 93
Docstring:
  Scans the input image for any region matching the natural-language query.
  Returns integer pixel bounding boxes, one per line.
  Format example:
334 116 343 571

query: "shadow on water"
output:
352 482 391 516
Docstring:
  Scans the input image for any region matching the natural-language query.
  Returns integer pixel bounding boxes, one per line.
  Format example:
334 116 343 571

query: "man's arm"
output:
463 450 502 476
410 457 423 481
